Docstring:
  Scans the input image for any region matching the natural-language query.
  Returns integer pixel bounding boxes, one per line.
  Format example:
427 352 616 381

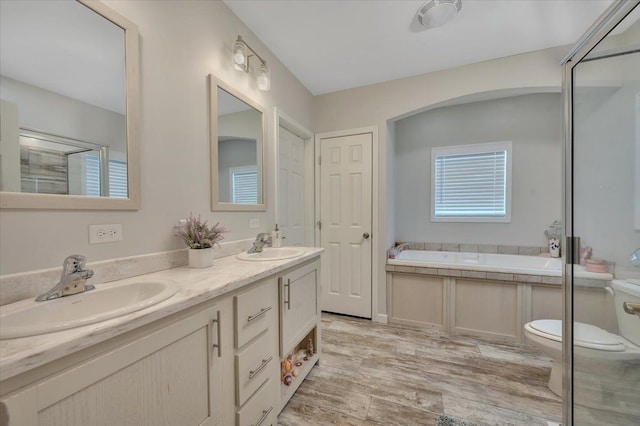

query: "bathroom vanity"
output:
0 249 322 426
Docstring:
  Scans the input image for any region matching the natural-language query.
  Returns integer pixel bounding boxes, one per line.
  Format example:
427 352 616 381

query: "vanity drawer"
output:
236 378 277 426
235 280 275 348
236 330 275 406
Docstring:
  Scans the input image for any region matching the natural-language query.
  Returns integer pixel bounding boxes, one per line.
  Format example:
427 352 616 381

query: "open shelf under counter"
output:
279 352 319 412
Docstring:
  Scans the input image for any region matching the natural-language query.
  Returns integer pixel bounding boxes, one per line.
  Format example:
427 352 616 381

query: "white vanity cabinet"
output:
278 259 321 411
1 300 231 426
0 250 323 426
232 277 279 426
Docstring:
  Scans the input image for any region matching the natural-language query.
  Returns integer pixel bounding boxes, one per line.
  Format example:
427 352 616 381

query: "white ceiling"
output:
225 0 615 95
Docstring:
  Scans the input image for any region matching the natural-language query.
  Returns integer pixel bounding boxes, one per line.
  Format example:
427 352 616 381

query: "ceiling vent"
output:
417 0 462 29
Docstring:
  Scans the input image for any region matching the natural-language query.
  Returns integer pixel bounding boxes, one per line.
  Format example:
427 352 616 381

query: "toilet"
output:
524 279 640 411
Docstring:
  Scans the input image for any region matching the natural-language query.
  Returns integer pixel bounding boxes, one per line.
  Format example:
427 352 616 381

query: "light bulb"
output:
257 64 270 91
233 41 246 69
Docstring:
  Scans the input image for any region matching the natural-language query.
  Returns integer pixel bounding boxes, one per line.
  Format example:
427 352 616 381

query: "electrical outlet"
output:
249 218 259 229
89 224 123 244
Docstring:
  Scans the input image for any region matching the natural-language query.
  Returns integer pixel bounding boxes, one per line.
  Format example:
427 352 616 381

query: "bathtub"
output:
389 250 562 276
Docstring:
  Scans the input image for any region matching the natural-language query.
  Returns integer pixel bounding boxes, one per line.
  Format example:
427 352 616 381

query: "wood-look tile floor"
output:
278 313 562 426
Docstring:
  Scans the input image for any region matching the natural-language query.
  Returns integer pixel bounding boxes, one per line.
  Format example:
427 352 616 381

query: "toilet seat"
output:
526 319 627 352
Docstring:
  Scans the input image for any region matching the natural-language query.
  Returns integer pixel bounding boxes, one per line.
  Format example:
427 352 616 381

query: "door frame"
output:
274 108 315 246
315 126 380 321
560 1 639 424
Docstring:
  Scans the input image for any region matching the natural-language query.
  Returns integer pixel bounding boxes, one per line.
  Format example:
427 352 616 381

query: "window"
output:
230 166 258 204
86 154 101 196
86 154 128 198
431 141 512 222
108 160 128 198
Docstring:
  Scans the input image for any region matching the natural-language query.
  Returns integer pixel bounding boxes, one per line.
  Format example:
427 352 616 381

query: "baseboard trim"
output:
374 313 388 324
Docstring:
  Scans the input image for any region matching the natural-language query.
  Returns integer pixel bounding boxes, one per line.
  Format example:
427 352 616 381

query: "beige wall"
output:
570 20 640 278
315 46 568 317
573 54 640 278
0 76 127 156
0 0 314 275
0 1 574 320
0 101 20 193
394 93 563 246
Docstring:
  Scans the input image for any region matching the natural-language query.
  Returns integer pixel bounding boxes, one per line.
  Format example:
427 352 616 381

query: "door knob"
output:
363 233 370 239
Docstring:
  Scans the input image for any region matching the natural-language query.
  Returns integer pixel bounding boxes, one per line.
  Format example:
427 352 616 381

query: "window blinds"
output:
86 154 101 196
86 154 128 198
108 160 128 198
433 148 508 218
232 171 258 204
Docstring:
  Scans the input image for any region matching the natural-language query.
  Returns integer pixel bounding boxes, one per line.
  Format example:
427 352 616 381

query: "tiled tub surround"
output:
394 241 551 256
390 250 563 280
387 249 615 343
0 238 255 306
0 246 322 382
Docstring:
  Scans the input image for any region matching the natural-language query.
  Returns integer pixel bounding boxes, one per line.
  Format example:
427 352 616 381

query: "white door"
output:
319 132 372 318
278 126 306 246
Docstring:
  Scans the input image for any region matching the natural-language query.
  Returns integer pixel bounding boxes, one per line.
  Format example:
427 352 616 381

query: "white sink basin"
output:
236 247 305 262
0 280 180 339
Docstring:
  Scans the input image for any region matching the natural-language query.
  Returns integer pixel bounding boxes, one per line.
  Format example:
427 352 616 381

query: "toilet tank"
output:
611 279 640 346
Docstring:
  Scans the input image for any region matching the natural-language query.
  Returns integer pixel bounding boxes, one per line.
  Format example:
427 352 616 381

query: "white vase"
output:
188 248 213 268
549 238 560 258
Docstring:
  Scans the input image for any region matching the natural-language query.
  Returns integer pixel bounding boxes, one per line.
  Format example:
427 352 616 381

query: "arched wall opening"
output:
387 88 563 249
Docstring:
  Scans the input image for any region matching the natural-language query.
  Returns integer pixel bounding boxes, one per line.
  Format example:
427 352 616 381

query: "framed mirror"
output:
0 0 140 210
209 75 266 211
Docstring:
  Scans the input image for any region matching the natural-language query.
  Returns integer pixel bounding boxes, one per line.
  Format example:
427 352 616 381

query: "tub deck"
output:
389 250 562 277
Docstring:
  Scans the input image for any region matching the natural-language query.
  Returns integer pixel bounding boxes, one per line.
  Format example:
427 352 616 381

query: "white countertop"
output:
0 248 322 382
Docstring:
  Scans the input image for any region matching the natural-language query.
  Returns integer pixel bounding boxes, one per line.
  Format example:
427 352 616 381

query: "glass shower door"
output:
566 2 640 425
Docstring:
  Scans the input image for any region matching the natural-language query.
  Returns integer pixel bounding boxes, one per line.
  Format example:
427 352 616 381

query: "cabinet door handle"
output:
247 306 272 323
249 356 273 379
211 310 221 358
284 278 291 310
253 405 273 426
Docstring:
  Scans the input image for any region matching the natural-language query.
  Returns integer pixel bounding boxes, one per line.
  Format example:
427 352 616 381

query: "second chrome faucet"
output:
247 233 272 254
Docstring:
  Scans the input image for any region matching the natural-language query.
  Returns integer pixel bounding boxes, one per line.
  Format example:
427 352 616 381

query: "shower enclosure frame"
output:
561 1 639 424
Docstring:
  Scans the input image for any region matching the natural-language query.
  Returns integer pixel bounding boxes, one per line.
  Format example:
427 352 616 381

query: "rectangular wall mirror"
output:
209 75 266 211
0 0 140 210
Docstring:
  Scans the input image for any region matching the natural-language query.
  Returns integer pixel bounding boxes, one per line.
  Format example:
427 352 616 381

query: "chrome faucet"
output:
248 232 272 253
35 255 95 301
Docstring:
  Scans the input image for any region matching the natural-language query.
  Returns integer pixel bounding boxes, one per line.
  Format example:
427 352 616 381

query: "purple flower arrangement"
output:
174 213 226 249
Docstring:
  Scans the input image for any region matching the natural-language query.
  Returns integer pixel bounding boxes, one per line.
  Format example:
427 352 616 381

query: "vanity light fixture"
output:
417 0 462 29
232 35 271 91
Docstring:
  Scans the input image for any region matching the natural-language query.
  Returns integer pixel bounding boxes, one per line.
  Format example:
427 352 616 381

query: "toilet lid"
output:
528 320 626 352
529 320 562 341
